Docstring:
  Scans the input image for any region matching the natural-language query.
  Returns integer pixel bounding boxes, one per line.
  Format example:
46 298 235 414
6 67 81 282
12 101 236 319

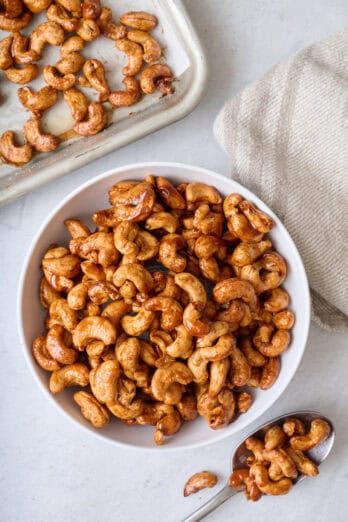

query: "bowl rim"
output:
17 161 311 452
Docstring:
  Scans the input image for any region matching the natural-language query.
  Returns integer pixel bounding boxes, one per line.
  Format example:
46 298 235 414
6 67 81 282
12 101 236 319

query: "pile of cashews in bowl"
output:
0 0 174 166
32 175 295 445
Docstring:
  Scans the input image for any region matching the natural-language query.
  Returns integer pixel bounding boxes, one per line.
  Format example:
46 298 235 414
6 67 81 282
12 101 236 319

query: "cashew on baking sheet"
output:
31 177 297 446
226 416 330 502
0 4 174 167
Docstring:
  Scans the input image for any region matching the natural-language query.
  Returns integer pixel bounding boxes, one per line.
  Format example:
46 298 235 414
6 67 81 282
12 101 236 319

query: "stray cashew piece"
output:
183 472 218 497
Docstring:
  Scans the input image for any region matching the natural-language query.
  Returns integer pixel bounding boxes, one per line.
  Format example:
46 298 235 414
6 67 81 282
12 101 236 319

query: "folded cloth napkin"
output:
214 29 348 332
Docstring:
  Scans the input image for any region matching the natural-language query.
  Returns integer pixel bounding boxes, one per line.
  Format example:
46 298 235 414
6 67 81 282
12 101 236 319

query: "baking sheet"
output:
0 0 207 205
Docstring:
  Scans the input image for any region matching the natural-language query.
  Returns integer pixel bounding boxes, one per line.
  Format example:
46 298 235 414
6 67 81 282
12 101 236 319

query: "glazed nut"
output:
264 425 287 450
73 102 107 136
183 472 218 497
0 10 32 32
283 418 306 437
76 18 100 41
82 0 101 19
40 277 61 308
90 359 120 404
262 448 298 479
30 22 65 57
74 390 109 428
4 64 39 84
286 447 319 476
22 1 53 13
43 65 75 90
55 0 82 17
56 50 85 75
154 410 183 445
127 29 162 63
0 35 13 70
12 31 40 65
120 11 157 31
158 234 187 273
250 463 292 496
108 77 141 107
24 117 60 152
116 38 143 76
228 469 262 502
290 419 331 451
32 335 60 371
237 391 253 413
1 0 23 18
186 183 222 205
72 316 116 351
46 4 79 32
0 130 33 166
80 59 110 101
96 7 127 41
155 176 186 209
49 363 90 393
18 86 58 115
260 357 281 390
144 296 183 330
63 87 88 122
253 324 291 357
151 362 193 403
140 64 174 94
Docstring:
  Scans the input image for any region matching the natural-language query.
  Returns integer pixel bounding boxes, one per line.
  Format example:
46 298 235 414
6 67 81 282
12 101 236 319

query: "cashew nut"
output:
108 76 141 107
48 298 79 333
238 200 274 233
96 7 127 41
24 117 60 152
121 307 155 337
113 263 153 293
43 65 75 90
176 392 197 421
46 4 79 32
196 321 230 348
174 272 207 304
82 0 101 19
90 359 120 403
107 398 143 420
1 0 23 18
193 204 224 237
236 390 253 413
253 324 290 357
49 363 90 393
87 281 118 305
40 277 61 309
73 101 107 135
4 64 39 84
283 418 306 437
186 183 222 205
250 463 292 496
151 362 193 403
12 31 39 64
140 64 174 94
241 252 287 294
55 0 81 17
75 232 119 266
273 310 295 330
239 336 266 367
290 419 330 451
0 130 33 166
197 387 235 429
116 337 149 387
0 35 13 70
116 38 143 76
30 22 65 57
188 334 235 383
229 469 262 502
213 278 258 310
63 87 88 122
42 246 78 292
155 176 186 209
183 302 210 337
17 86 58 115
230 239 272 267
208 358 230 397
230 345 251 387
166 325 193 359
127 29 161 63
72 316 116 351
22 1 52 13
120 11 157 31
245 436 266 464
183 471 218 497
260 356 280 390
46 323 78 364
74 390 109 428
32 335 60 371
79 59 110 101
0 10 32 32
158 234 186 272
144 297 183 330
154 410 183 445
286 447 319 476
76 17 100 41
263 448 298 479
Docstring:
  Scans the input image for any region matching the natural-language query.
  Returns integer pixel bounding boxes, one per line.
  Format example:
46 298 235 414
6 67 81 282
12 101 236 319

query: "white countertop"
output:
1 1 347 521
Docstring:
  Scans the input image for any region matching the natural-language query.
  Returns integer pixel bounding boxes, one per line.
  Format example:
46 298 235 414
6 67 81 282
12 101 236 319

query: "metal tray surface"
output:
0 0 207 205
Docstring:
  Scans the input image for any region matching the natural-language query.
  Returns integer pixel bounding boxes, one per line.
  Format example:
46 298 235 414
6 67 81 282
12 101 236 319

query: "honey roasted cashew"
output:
183 471 218 497
229 239 272 267
113 263 153 293
230 345 251 387
12 31 39 64
30 21 65 58
0 10 32 32
87 280 118 305
149 329 174 369
196 321 230 349
282 417 305 437
290 418 330 451
158 234 186 272
183 302 210 337
1 0 23 18
154 410 183 445
49 362 90 393
46 323 78 364
245 436 266 465
4 64 39 84
43 65 75 90
46 4 79 32
185 183 222 206
73 101 107 136
273 310 295 330
208 357 230 397
32 335 60 371
42 246 79 292
24 117 60 152
193 204 224 237
116 337 149 387
145 211 179 233
48 298 79 332
127 29 162 63
240 252 287 294
0 35 13 70
144 297 183 330
55 0 81 17
253 324 291 357
250 463 292 496
22 0 52 13
63 87 88 122
239 336 266 367
113 221 138 255
120 11 157 31
151 362 193 403
213 277 258 310
96 7 127 41
176 392 197 421
133 229 159 261
121 307 155 337
67 282 88 310
108 76 141 107
79 261 105 281
74 390 109 428
263 287 289 312
140 64 174 94
165 325 193 359
72 316 116 351
75 231 119 267
17 86 58 115
197 387 235 429
238 200 274 233
188 334 235 383
116 38 143 76
82 0 101 19
229 469 262 502
260 356 280 390
79 59 110 101
56 37 85 74
236 390 253 413
107 398 143 420
174 272 207 304
90 358 120 403
155 176 186 209
286 447 319 476
40 277 61 308
0 130 33 166
263 448 298 479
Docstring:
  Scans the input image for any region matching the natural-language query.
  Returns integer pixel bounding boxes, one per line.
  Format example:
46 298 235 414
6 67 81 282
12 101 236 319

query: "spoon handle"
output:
183 484 238 522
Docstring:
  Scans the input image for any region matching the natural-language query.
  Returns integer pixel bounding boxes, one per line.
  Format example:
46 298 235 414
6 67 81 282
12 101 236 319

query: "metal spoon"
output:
184 410 335 522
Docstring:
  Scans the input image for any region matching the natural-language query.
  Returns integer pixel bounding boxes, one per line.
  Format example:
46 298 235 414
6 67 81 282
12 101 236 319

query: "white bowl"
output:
18 162 310 451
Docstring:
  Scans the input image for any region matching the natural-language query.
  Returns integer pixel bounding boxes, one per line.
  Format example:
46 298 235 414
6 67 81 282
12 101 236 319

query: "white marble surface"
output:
1 1 347 521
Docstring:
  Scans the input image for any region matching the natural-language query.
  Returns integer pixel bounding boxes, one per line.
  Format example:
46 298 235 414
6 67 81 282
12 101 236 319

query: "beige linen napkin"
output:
214 30 348 332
